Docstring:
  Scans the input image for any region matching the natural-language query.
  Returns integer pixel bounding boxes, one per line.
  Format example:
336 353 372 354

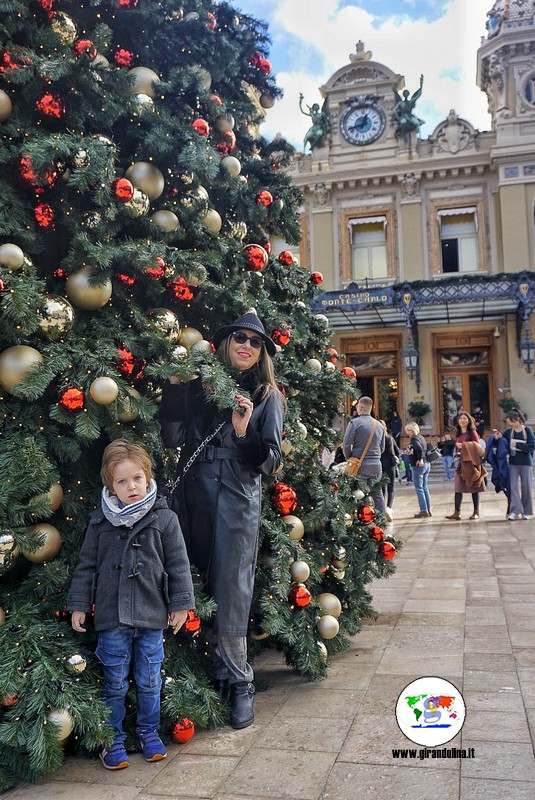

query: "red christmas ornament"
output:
117 0 139 6
144 257 166 280
73 39 97 60
340 366 357 380
378 541 397 560
167 277 194 301
258 58 271 75
0 278 5 292
19 154 58 192
113 48 134 67
191 118 210 136
0 48 31 77
205 12 217 29
36 0 54 14
278 250 294 267
111 177 134 201
327 347 339 363
289 583 312 608
310 271 324 285
369 525 384 542
1 694 18 707
116 347 146 380
242 244 268 272
223 130 236 151
184 610 201 632
262 239 272 255
116 272 136 286
271 482 298 515
59 387 85 411
171 718 195 743
209 93 222 106
34 202 56 228
257 190 273 206
271 328 291 346
35 92 65 119
53 267 67 279
357 505 375 524
329 482 340 492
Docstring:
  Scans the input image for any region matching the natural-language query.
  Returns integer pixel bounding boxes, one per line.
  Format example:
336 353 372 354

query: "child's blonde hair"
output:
100 440 153 492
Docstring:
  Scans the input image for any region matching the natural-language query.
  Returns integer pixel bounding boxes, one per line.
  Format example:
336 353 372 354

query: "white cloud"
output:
258 0 492 149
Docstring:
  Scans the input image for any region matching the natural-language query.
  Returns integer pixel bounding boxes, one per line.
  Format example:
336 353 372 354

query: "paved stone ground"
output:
5 478 535 800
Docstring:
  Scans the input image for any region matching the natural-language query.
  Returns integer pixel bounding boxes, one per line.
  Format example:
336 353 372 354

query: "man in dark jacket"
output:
68 440 194 771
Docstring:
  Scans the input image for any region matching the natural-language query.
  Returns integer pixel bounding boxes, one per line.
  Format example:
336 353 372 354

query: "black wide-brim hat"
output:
212 312 276 356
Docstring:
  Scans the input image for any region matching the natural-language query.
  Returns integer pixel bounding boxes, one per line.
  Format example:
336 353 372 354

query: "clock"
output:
340 97 386 145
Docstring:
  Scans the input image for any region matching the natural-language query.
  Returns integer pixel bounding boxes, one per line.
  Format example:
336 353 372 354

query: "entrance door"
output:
440 363 490 432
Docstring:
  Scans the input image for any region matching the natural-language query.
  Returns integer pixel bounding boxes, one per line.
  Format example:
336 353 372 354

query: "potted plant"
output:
407 400 431 426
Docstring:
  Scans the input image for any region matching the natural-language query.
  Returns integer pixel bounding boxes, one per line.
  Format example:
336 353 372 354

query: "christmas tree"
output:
0 0 398 788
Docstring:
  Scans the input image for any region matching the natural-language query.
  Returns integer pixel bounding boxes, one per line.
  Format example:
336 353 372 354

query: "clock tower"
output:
314 41 414 167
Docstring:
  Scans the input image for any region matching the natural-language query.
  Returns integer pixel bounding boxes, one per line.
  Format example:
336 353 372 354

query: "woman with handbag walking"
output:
159 313 284 730
445 412 486 520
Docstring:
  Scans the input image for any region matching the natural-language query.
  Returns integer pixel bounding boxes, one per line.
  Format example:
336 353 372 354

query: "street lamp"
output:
520 326 535 373
403 342 419 380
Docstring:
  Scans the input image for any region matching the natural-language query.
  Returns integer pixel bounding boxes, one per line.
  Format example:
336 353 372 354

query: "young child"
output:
67 440 194 770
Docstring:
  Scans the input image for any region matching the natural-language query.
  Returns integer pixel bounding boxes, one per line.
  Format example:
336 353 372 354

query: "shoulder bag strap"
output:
358 419 377 462
165 420 226 494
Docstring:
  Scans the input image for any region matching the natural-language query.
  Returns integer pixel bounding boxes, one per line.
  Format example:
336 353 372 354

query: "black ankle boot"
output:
213 679 230 702
229 681 255 729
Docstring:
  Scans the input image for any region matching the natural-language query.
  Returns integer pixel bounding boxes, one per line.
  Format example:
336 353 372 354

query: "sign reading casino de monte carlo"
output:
311 283 395 312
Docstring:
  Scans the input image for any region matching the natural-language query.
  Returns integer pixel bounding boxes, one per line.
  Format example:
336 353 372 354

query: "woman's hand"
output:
168 375 181 385
232 393 253 437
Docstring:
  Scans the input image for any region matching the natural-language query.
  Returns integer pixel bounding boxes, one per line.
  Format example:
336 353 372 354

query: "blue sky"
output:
233 0 493 149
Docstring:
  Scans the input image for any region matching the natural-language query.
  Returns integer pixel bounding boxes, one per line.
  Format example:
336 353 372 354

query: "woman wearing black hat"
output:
160 313 284 729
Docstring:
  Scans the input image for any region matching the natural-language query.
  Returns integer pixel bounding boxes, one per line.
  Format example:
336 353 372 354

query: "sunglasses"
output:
231 331 264 349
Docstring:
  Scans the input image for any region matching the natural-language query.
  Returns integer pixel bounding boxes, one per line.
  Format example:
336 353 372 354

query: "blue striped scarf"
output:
101 480 157 528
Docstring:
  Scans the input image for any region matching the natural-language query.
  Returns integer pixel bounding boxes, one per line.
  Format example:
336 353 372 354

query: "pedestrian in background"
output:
498 410 534 520
445 412 486 520
438 433 456 480
405 421 432 518
343 396 386 514
380 419 400 523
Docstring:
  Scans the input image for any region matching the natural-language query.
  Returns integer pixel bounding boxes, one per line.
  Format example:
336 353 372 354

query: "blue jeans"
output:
442 455 454 480
412 462 431 512
96 627 164 744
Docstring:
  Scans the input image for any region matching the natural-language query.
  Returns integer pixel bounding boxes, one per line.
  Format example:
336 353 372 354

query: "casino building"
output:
284 0 535 433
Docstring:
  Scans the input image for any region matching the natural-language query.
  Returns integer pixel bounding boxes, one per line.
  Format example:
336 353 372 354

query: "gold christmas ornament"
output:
147 308 181 341
250 628 269 641
221 156 241 177
0 90 12 122
297 422 308 439
23 523 62 563
324 361 336 373
0 345 44 393
125 161 165 201
117 387 141 423
0 243 25 270
191 64 212 89
305 358 322 372
183 267 206 286
127 66 160 98
72 149 89 169
215 113 235 133
66 654 87 674
289 559 310 583
317 614 340 640
47 483 64 512
122 188 150 218
66 267 112 310
317 640 328 662
260 93 275 109
91 54 110 70
46 708 74 741
281 439 293 456
190 339 212 353
0 608 5 626
317 593 342 618
314 314 330 326
90 376 119 405
0 532 19 573
201 208 222 234
38 294 75 337
171 344 189 360
332 568 345 580
131 93 155 114
230 220 247 239
150 210 180 232
50 11 77 44
282 515 304 541
178 326 203 349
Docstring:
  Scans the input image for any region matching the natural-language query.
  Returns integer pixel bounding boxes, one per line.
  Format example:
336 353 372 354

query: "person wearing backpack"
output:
498 410 534 520
405 421 432 518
